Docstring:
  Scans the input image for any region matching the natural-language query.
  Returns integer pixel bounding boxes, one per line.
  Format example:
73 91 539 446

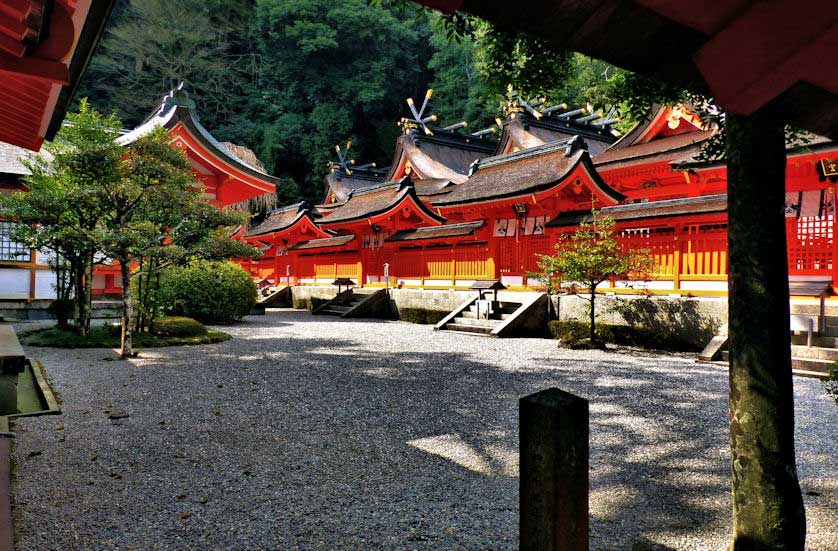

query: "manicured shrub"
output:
150 316 207 337
158 261 257 323
399 307 449 325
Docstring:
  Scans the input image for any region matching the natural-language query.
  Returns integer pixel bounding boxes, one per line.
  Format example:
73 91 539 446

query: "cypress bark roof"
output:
288 234 356 250
245 202 320 237
432 138 624 207
324 167 387 203
547 194 727 226
496 111 617 157
117 89 280 186
318 177 445 226
384 130 496 184
386 221 484 242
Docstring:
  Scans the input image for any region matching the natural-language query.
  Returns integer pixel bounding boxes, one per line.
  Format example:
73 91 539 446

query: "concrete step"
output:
790 357 833 376
791 334 838 347
444 323 493 335
458 311 513 321
453 316 500 329
790 344 838 361
320 306 352 316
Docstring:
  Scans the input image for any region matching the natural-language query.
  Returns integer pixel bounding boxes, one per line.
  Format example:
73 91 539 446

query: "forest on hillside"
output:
78 0 642 206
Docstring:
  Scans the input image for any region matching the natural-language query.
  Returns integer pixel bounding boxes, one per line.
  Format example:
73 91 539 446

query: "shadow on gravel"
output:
15 312 752 551
157 317 732 549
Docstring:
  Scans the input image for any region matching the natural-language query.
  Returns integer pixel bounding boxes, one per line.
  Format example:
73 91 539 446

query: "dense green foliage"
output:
150 316 208 338
158 261 258 323
21 325 229 348
78 0 638 206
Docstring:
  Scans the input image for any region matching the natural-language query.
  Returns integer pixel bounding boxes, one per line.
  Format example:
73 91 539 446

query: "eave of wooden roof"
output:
244 202 330 239
412 0 838 140
547 194 728 227
288 234 356 251
385 221 484 242
0 0 117 151
318 177 445 227
118 92 279 194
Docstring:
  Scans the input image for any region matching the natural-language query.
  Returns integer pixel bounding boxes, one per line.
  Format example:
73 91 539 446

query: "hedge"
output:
158 261 257 323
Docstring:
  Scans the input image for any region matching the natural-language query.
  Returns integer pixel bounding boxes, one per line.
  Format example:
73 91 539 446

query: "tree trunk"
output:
74 259 89 336
589 284 596 343
82 252 93 335
119 259 133 359
726 110 805 550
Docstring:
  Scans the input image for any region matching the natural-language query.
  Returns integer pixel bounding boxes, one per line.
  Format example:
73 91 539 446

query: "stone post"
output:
520 387 589 551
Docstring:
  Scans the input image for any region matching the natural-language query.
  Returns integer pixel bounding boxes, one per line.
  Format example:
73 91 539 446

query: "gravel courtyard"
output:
11 310 838 551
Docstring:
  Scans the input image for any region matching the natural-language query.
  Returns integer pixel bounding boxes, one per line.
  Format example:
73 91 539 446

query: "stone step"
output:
444 323 493 335
790 344 838 361
453 316 500 328
458 311 513 320
790 357 833 376
791 334 838 347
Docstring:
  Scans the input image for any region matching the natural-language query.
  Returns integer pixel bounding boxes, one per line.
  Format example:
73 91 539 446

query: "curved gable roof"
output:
318 177 445 227
433 138 625 207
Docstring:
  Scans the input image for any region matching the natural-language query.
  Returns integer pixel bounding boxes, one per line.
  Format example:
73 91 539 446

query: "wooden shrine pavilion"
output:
243 96 838 295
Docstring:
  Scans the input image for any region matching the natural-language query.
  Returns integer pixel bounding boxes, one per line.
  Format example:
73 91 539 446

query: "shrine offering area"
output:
12 311 838 551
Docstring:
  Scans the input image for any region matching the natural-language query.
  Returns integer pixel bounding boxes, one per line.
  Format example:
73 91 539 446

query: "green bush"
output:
548 320 698 352
399 307 448 325
150 316 207 337
292 298 309 310
158 261 257 323
824 365 838 405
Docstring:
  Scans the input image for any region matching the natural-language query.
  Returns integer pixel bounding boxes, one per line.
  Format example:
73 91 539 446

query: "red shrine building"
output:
242 96 838 297
0 88 278 300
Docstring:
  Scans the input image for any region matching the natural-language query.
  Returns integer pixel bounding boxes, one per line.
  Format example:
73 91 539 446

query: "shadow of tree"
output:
13 309 836 551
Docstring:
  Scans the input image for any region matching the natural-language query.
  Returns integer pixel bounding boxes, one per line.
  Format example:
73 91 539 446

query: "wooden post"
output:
520 388 589 551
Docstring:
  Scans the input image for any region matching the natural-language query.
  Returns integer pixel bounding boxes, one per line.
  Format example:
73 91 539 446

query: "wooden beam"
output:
0 53 68 83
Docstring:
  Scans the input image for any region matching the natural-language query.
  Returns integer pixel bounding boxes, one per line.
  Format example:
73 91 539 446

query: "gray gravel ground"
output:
11 310 838 551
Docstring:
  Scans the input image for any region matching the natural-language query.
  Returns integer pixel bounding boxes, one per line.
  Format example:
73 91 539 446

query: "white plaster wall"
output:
34 270 57 299
0 269 29 297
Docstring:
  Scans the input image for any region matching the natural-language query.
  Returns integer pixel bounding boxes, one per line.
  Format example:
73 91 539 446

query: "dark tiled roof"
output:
318 178 444 226
289 234 355 250
433 139 624 207
386 221 484 242
547 194 728 227
245 202 316 237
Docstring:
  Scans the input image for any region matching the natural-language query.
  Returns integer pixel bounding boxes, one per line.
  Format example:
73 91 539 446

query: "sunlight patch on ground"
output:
407 433 517 477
